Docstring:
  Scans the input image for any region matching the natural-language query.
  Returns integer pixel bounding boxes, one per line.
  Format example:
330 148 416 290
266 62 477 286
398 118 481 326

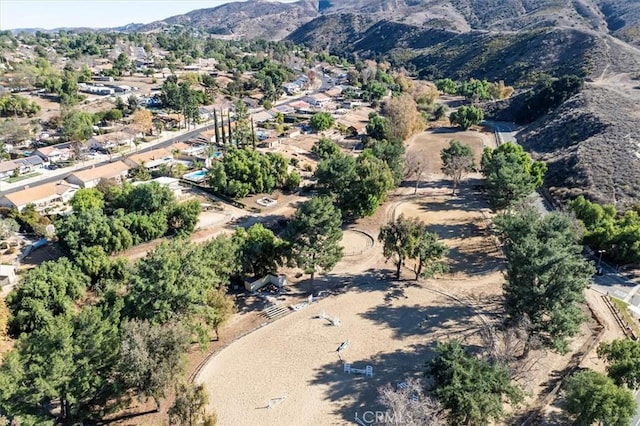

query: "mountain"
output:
138 0 319 39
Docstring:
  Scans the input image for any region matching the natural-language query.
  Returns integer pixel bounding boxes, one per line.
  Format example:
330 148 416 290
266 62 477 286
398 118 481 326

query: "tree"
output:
71 187 105 212
284 196 344 282
168 200 201 236
564 370 636 426
315 151 394 218
441 140 475 195
426 341 523 426
498 210 593 354
125 239 236 342
413 231 449 280
169 382 217 426
481 142 546 211
366 112 390 141
449 105 483 130
233 99 253 147
435 78 458 95
311 137 341 160
62 109 94 142
382 93 425 141
7 258 89 336
379 215 424 279
377 378 445 426
0 304 123 424
404 156 428 195
598 339 640 389
367 139 405 187
233 223 285 277
117 320 190 411
131 109 153 135
309 112 335 132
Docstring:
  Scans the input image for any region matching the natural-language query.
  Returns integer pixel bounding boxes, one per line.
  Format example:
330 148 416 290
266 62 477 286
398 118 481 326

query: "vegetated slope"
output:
139 0 319 40
518 79 640 207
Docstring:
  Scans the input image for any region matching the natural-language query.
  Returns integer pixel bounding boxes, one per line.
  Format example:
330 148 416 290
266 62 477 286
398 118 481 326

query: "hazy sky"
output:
0 0 298 30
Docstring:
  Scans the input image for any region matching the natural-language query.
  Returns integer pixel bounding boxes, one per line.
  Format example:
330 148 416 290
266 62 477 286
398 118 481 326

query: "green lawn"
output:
611 297 640 336
5 172 41 183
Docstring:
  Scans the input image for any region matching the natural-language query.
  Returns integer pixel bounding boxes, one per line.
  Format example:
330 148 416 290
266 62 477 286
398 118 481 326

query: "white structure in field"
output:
244 274 287 292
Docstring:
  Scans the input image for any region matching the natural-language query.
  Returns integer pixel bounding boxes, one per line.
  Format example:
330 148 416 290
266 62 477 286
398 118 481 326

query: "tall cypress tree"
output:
213 109 221 146
228 110 233 147
251 117 257 149
220 109 227 145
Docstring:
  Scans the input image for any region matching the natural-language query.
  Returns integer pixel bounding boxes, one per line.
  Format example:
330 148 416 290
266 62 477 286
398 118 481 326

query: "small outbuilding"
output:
244 274 287 293
0 264 16 287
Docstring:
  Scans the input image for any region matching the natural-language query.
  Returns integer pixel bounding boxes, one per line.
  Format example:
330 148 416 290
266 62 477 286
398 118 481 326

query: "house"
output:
305 93 332 108
171 142 208 158
14 155 45 173
290 101 313 114
88 132 135 151
251 110 275 124
0 265 16 287
324 86 343 98
66 161 130 188
0 155 44 179
34 143 72 163
125 148 173 170
0 160 19 179
244 274 287 292
0 181 79 212
78 83 114 96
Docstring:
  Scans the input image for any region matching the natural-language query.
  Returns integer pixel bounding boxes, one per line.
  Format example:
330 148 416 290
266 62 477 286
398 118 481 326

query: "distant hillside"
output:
138 0 318 40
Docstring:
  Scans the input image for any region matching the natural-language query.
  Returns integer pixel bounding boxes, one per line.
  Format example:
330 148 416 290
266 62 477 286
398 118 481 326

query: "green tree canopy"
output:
7 257 89 336
481 142 546 211
309 112 335 132
449 105 483 130
366 112 390 141
497 210 593 354
311 137 341 160
426 341 523 426
598 339 640 390
71 187 105 212
564 370 636 426
233 223 285 277
284 196 344 282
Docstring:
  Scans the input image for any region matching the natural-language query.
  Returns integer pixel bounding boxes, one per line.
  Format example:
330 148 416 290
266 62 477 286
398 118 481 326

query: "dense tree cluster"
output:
315 146 395 218
0 233 236 423
0 94 40 117
569 195 640 265
481 142 546 211
207 147 292 198
449 105 484 130
57 184 201 265
435 78 514 101
495 208 593 354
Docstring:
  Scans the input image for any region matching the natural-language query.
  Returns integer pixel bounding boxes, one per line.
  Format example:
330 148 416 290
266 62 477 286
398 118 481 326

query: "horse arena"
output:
197 186 504 425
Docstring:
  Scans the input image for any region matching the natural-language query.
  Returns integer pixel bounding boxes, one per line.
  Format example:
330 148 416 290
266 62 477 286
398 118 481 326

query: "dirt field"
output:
197 280 484 426
190 128 629 426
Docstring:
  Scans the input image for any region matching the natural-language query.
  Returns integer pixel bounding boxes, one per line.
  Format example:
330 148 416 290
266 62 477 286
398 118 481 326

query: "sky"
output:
0 0 298 30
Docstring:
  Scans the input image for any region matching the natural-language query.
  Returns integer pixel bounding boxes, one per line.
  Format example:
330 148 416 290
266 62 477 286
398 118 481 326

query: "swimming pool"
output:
183 169 208 182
